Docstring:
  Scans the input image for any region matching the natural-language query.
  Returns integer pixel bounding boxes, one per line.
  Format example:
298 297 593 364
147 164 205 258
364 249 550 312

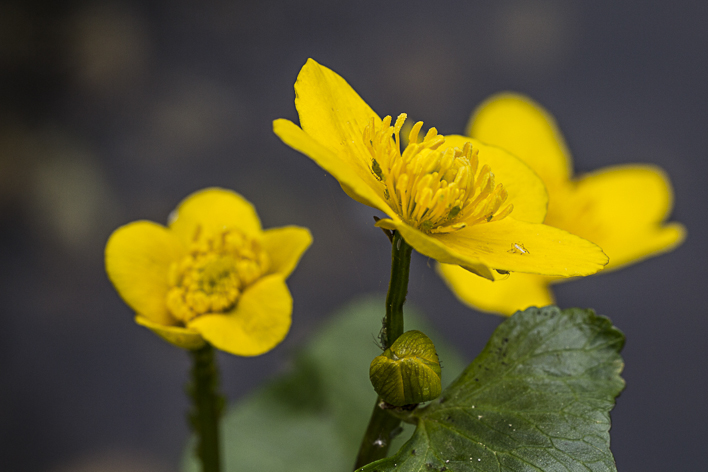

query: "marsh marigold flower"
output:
105 188 312 355
438 94 686 315
274 59 607 280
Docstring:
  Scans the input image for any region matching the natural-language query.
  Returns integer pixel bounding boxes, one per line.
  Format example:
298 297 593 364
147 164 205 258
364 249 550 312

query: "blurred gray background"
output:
1 1 706 471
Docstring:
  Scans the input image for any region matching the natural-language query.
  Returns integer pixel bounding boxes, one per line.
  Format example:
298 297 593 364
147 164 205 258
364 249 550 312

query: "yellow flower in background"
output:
105 188 312 355
274 59 607 280
438 94 686 315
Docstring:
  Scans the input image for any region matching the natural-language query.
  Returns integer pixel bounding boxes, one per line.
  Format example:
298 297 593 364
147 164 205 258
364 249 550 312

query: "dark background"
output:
1 1 706 471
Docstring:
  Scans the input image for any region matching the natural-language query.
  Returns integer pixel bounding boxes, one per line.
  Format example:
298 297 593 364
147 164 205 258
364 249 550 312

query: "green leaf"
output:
359 306 625 472
181 296 466 472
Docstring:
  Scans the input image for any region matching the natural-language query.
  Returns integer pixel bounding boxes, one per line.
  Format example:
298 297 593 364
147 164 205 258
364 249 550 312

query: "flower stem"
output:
188 343 223 472
354 231 413 470
382 231 413 350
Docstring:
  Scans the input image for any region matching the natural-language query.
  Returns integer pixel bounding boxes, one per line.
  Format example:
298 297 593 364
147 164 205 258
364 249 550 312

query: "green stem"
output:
188 343 223 472
354 400 404 470
354 231 413 470
382 231 413 350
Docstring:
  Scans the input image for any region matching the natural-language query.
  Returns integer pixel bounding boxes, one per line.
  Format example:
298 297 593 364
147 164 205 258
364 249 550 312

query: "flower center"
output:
165 228 269 323
364 114 513 233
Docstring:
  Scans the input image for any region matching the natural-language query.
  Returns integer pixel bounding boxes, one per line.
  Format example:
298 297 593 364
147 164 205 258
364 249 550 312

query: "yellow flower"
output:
438 94 686 315
105 188 312 355
273 59 607 280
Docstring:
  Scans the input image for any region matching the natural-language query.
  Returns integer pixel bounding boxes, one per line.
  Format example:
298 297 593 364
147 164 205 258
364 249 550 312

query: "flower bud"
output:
369 330 442 406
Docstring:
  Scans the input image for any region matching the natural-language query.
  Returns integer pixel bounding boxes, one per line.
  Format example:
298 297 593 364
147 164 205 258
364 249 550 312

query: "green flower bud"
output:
369 330 442 407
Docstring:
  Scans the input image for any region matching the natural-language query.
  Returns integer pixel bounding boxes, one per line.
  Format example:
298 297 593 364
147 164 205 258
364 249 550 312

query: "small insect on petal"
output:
508 242 530 255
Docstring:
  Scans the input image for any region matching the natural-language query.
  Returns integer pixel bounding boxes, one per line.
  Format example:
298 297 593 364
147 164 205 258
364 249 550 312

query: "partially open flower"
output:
105 188 312 356
438 94 686 315
274 59 608 280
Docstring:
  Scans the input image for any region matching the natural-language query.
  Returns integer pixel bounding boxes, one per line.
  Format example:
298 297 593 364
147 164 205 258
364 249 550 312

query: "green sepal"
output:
358 306 626 472
370 330 442 406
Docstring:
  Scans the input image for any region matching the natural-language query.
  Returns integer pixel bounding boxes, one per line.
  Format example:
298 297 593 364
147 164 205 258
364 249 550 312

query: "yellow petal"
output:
188 274 293 356
468 93 572 187
443 135 548 223
293 59 380 180
375 218 496 280
547 164 686 271
437 264 554 316
105 221 185 325
261 226 313 278
433 217 608 277
273 118 393 215
169 188 262 245
135 315 205 350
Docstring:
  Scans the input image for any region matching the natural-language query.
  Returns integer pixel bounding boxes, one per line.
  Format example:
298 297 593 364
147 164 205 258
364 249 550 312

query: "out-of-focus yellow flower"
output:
105 188 312 355
438 94 686 315
274 59 608 280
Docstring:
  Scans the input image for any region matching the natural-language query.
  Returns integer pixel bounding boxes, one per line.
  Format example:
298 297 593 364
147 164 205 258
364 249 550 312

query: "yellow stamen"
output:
364 114 513 233
165 228 269 323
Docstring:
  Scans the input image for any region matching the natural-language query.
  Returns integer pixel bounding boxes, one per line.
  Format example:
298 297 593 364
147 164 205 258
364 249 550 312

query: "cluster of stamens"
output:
165 227 269 323
363 114 513 233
